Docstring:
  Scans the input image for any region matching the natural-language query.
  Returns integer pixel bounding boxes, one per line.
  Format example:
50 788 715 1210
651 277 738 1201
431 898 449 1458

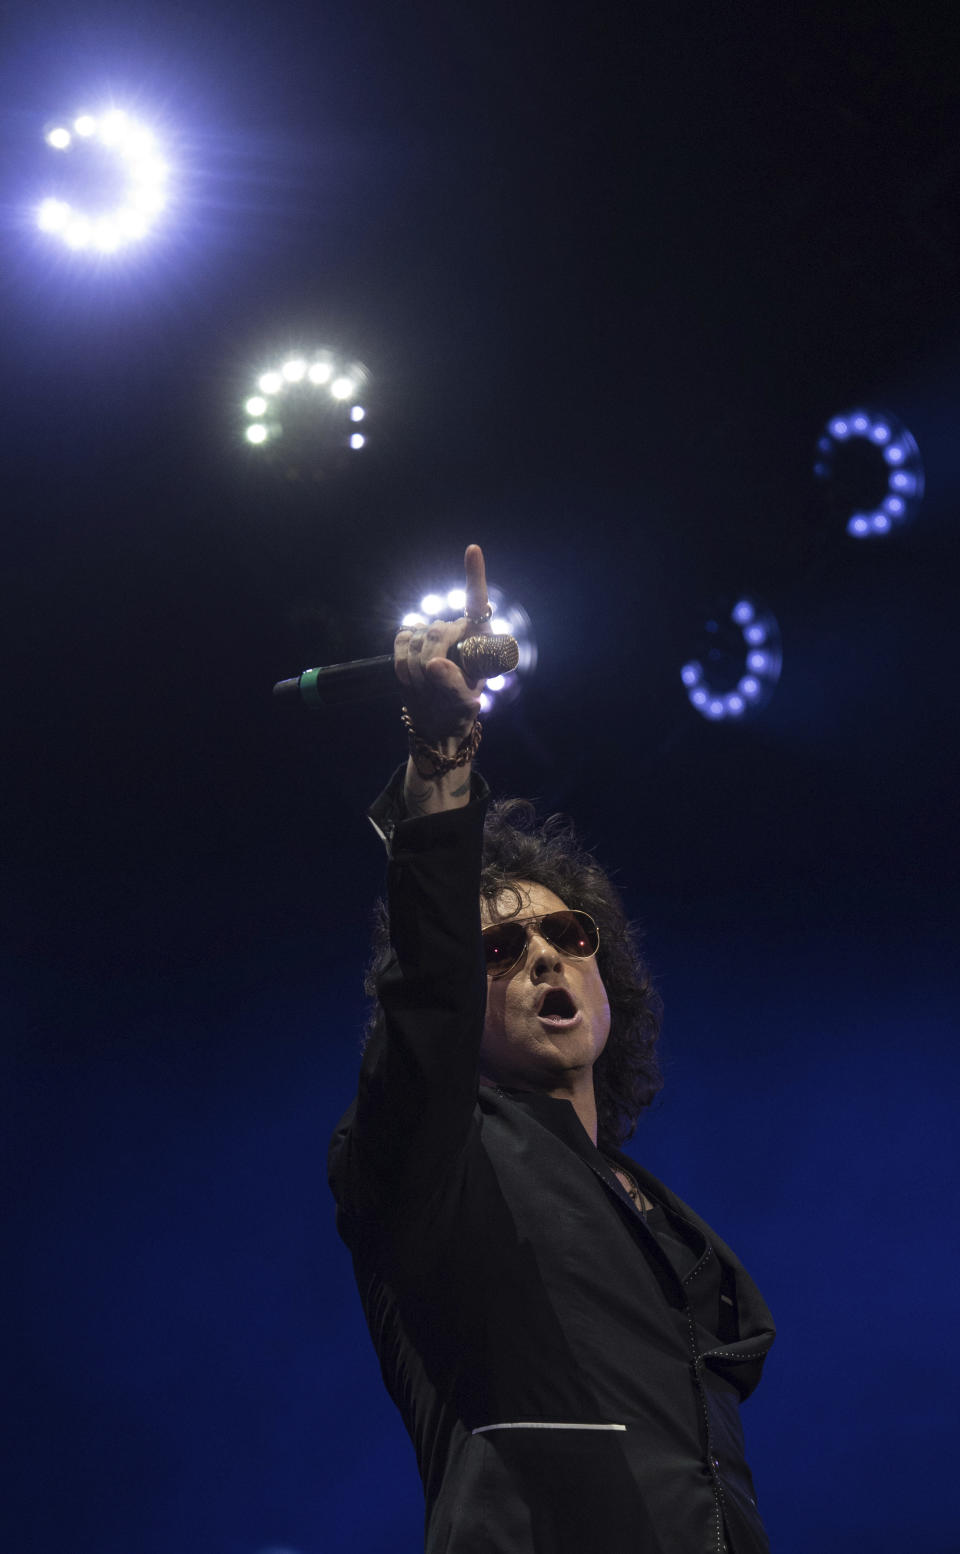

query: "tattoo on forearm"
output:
406 779 434 816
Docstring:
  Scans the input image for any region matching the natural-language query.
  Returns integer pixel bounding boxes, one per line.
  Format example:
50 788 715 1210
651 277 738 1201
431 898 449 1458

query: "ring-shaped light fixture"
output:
814 406 924 538
243 352 369 453
37 109 169 253
680 596 782 722
399 584 536 714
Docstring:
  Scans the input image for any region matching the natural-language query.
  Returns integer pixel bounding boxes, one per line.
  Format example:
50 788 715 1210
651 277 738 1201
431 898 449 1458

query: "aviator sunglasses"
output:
482 909 600 978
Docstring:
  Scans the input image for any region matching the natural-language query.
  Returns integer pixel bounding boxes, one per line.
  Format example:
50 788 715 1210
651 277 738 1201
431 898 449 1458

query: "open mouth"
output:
537 987 580 1026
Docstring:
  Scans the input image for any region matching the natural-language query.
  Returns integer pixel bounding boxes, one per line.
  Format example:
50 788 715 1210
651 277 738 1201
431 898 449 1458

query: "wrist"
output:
401 707 482 781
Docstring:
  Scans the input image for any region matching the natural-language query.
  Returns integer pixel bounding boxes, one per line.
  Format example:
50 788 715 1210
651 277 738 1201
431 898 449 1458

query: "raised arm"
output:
328 545 494 1221
394 543 490 817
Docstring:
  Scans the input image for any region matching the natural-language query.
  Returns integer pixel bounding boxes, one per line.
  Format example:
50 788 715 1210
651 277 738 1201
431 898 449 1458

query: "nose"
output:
527 929 563 977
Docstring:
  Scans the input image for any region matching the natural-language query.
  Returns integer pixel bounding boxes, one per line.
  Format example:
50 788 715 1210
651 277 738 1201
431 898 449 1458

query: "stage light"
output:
37 198 70 231
64 218 91 249
398 583 536 713
93 219 121 252
117 207 148 239
815 406 924 539
98 109 128 145
242 351 370 461
246 424 269 445
681 596 782 723
36 106 169 255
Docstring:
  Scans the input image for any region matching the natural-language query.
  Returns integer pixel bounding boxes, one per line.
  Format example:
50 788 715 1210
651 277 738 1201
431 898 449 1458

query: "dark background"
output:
4 2 959 1551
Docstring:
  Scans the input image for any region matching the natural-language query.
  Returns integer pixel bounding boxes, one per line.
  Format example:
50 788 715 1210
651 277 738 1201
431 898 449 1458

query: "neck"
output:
480 1070 599 1147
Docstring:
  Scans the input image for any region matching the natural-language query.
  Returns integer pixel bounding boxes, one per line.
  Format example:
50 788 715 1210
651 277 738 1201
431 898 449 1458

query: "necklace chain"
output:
605 1158 648 1218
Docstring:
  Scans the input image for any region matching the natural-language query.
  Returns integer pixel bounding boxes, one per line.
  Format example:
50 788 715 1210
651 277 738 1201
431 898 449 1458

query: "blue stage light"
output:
815 406 924 539
681 598 782 723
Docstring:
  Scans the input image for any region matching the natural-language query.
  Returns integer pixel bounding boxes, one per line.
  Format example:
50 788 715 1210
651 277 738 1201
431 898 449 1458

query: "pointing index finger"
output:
464 543 489 627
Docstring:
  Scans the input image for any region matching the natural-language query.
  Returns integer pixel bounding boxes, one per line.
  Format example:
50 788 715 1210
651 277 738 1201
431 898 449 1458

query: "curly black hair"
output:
364 799 663 1148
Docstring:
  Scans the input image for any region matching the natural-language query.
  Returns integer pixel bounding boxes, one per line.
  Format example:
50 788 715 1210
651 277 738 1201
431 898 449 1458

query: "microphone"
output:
273 634 520 709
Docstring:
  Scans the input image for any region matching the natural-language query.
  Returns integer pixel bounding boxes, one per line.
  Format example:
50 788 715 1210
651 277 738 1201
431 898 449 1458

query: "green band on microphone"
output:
299 667 324 709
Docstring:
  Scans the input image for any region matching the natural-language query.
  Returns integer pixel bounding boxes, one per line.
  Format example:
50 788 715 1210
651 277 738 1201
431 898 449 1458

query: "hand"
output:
394 544 490 744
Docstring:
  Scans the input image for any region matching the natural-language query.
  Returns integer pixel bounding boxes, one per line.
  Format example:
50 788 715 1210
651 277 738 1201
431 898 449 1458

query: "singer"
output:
328 545 775 1554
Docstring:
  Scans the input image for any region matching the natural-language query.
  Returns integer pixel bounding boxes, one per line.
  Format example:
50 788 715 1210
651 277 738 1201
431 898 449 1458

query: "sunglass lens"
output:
483 922 526 972
544 911 597 956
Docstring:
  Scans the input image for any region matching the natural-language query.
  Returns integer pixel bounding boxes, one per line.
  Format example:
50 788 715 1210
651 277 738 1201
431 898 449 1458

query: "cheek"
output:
482 979 524 1050
586 969 611 1037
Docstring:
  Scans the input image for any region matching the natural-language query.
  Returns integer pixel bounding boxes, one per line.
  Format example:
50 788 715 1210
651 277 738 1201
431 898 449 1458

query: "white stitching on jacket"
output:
472 1421 628 1435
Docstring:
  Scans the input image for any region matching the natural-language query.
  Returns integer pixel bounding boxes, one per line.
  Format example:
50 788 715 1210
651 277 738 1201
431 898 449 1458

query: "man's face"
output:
479 880 611 1093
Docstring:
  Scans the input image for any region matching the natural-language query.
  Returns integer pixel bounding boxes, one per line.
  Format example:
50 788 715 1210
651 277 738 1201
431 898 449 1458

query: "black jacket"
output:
329 773 776 1554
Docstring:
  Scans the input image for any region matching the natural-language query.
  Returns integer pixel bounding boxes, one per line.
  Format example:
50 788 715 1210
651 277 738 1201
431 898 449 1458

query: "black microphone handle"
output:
273 635 519 710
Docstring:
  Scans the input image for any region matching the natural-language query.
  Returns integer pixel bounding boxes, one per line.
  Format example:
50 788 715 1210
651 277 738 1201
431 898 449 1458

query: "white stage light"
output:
241 351 371 467
64 218 91 249
37 198 70 232
98 110 128 145
116 207 148 239
246 424 268 445
94 219 121 252
398 583 536 714
36 107 170 255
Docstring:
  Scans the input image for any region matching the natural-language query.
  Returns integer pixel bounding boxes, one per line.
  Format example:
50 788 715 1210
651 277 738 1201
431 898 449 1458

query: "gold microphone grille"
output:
458 634 520 678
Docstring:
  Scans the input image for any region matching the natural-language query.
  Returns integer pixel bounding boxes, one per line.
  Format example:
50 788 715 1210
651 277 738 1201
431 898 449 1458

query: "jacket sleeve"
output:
328 765 490 1222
